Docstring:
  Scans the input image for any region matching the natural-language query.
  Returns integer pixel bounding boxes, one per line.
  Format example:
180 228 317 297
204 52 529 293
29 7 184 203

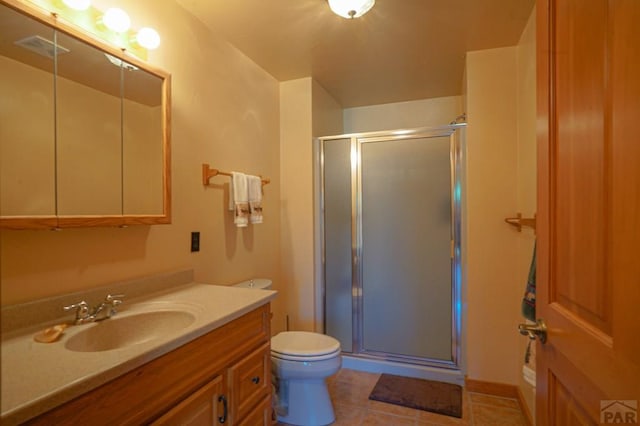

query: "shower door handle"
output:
518 319 547 344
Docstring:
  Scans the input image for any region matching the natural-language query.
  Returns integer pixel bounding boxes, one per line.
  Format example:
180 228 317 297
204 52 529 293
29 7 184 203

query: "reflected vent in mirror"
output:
104 53 138 71
14 35 70 59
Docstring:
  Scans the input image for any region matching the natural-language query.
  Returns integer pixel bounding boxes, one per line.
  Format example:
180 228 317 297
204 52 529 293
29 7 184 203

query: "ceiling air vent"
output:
14 35 70 59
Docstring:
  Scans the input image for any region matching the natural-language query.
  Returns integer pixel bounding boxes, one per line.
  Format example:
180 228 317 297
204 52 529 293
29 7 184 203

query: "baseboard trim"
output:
464 378 533 426
516 385 534 426
465 378 518 398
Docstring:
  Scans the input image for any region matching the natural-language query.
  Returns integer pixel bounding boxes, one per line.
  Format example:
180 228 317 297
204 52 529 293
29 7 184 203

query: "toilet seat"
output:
271 348 341 362
271 331 341 362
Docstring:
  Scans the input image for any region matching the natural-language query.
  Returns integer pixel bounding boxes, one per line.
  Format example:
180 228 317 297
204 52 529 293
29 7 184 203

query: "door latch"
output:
518 318 547 344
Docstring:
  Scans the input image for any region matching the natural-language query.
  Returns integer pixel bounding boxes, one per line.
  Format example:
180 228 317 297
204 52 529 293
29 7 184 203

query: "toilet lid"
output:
271 331 341 358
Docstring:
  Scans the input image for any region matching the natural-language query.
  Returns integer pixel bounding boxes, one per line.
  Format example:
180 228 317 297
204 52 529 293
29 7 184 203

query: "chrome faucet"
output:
64 294 125 325
63 301 90 324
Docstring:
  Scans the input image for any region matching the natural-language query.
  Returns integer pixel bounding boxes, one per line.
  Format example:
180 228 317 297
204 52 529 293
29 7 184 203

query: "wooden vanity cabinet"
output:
26 304 272 426
153 342 271 426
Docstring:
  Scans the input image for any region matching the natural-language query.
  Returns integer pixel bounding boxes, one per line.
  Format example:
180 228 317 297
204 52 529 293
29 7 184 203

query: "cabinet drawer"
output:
229 342 270 423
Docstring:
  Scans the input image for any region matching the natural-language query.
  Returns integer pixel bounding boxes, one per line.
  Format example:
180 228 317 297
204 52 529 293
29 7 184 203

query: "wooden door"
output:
537 0 640 424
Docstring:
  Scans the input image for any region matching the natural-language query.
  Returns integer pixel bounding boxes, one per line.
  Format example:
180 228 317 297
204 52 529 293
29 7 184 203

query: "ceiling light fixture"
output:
328 0 375 19
102 7 131 33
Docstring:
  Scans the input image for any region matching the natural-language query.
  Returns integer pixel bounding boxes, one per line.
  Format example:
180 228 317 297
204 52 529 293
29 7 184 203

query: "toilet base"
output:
277 378 335 426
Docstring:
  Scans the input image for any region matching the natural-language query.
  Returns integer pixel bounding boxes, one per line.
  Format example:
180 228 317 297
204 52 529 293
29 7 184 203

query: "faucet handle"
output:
105 293 125 303
64 300 89 312
64 301 90 322
104 294 125 314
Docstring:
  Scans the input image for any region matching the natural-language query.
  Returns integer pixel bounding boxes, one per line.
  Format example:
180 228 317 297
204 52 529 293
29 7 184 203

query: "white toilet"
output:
271 331 341 426
233 279 342 426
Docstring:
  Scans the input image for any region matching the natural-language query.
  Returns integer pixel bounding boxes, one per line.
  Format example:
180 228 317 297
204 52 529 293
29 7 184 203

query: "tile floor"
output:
277 368 529 426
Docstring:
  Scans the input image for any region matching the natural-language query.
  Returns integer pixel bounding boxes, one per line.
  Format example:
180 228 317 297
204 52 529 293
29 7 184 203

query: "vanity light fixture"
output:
102 7 131 33
135 27 160 50
61 0 91 11
36 0 161 59
328 0 375 19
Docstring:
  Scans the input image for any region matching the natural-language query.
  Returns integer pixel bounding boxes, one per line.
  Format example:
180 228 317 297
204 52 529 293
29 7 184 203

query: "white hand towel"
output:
228 178 234 211
247 175 263 224
231 172 249 227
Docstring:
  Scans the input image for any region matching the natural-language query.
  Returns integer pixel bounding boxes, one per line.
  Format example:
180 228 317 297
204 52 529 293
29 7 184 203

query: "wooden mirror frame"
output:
0 0 171 230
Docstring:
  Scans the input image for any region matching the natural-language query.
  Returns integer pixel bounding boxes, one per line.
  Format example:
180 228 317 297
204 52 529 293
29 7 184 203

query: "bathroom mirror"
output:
0 0 171 229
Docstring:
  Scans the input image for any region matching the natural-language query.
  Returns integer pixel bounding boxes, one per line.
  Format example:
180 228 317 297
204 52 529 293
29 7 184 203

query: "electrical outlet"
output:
191 232 200 252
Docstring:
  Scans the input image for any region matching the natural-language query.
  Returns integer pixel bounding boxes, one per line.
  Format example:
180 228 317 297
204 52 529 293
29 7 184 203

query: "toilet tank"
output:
233 278 272 290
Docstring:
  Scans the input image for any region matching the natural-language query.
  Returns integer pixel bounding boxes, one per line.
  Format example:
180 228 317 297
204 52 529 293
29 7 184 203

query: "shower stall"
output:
316 124 465 383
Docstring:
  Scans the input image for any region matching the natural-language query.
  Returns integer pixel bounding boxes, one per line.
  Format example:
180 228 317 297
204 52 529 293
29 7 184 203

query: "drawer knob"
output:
251 376 260 384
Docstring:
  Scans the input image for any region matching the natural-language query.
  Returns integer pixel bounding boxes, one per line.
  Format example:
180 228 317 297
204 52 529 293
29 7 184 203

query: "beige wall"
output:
279 78 312 332
312 80 344 138
278 77 342 333
1 0 281 307
515 8 537 419
465 46 520 385
343 96 463 133
465 40 536 386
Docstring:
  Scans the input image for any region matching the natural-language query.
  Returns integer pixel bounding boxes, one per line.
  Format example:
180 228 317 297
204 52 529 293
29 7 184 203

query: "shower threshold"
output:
340 353 464 386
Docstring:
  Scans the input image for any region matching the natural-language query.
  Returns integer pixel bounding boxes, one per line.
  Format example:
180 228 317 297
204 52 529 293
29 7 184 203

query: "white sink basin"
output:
64 309 196 352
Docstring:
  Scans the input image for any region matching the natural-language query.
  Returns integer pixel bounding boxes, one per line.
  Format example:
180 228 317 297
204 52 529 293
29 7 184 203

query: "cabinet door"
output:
152 375 225 426
237 396 272 426
228 342 270 423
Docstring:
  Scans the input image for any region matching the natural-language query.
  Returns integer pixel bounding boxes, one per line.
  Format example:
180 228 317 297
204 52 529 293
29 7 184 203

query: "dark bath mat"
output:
368 373 463 418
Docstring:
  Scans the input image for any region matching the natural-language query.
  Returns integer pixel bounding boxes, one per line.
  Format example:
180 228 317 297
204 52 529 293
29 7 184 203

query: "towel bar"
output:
202 164 270 186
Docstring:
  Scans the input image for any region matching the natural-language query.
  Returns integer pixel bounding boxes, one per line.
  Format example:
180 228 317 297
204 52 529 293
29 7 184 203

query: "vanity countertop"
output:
0 283 276 425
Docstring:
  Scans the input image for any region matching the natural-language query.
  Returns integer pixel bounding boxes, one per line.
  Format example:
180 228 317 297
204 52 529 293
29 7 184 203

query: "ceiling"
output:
176 0 535 108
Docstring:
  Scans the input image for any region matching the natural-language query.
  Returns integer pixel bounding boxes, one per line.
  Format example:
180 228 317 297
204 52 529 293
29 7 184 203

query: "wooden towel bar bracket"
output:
202 163 270 186
504 213 536 233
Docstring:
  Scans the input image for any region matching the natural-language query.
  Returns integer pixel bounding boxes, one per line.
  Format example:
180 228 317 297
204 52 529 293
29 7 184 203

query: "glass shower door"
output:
359 135 453 361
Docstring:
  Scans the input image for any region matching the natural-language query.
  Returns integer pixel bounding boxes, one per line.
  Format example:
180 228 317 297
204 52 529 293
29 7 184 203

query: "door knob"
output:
518 318 547 344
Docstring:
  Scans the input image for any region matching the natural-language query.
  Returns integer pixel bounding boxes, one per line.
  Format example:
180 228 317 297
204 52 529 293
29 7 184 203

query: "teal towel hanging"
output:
521 242 536 322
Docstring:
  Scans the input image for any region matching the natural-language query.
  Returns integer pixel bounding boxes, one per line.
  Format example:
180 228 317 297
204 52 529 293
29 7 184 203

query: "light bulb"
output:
328 0 375 19
102 8 131 33
62 0 91 11
136 27 160 49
